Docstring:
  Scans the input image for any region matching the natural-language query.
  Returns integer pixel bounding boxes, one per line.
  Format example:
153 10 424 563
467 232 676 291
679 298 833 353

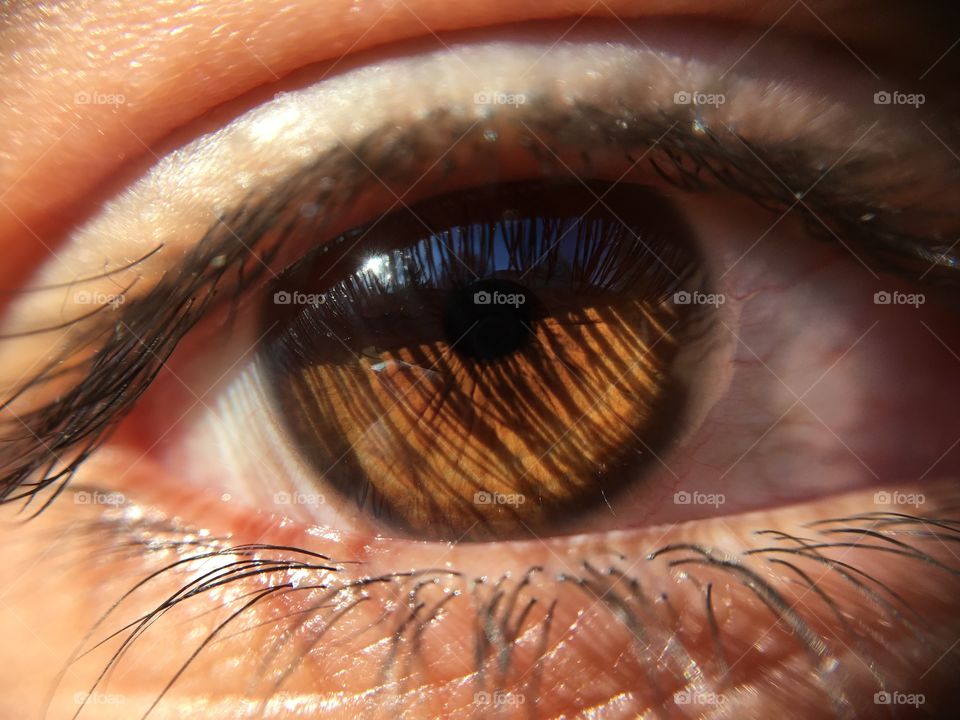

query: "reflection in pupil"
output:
264 181 706 541
444 279 536 362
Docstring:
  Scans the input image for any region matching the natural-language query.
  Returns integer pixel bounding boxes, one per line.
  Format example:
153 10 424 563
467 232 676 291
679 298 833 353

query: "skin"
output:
0 0 954 282
1 1 960 719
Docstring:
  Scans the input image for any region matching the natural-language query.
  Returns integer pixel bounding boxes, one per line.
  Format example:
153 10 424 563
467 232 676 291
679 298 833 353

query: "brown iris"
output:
264 182 701 540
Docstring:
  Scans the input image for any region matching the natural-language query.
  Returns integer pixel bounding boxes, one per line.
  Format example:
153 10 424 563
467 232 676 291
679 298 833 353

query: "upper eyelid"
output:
10 96 959 334
1 5 956 280
9 20 958 306
196 101 960 288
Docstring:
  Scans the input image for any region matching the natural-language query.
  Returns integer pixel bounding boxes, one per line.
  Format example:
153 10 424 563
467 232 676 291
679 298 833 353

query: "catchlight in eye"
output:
262 181 712 540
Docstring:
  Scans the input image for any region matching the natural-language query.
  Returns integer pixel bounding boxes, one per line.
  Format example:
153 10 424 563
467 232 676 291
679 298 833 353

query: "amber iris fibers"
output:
264 182 703 540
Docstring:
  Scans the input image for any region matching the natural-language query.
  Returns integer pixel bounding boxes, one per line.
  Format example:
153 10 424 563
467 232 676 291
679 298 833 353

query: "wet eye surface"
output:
264 181 703 539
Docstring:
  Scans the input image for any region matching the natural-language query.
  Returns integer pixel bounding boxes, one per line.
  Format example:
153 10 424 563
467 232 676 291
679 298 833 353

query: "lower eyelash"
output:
52 495 960 719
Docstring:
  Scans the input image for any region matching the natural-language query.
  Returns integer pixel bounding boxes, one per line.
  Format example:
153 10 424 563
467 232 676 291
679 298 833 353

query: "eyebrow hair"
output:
1 100 959 510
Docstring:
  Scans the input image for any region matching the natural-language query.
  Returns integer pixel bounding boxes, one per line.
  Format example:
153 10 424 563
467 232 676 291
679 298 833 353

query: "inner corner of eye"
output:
256 180 716 541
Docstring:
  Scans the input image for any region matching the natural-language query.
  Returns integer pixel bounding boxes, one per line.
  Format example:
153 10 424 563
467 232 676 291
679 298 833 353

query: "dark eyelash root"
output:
3 101 960 512
51 495 960 719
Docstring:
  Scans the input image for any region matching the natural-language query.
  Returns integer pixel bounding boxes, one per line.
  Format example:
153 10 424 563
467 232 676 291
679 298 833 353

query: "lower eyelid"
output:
20 478 960 718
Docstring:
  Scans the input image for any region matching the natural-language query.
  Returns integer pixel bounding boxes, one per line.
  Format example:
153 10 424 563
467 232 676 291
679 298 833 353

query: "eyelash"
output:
1 101 958 513
61 501 960 716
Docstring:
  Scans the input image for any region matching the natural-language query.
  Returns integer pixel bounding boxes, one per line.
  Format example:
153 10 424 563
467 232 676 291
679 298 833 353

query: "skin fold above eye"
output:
2 19 958 394
2 1 960 720
0 0 956 285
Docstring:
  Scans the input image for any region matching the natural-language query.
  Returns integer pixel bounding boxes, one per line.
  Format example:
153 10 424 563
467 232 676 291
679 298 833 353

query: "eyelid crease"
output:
1 102 959 513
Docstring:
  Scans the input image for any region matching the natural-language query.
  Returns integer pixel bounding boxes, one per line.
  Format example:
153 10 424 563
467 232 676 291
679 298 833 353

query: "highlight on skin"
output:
1 1 960 719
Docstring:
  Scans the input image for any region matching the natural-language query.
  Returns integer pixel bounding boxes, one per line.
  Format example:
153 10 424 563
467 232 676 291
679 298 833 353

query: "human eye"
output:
2 2 960 719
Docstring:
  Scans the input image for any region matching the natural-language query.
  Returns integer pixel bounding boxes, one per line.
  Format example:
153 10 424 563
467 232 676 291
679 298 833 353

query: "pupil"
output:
444 279 535 362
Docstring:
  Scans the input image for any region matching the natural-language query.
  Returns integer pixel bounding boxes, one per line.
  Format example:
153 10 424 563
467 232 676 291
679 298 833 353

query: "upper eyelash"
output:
0 245 165 298
2 101 959 512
